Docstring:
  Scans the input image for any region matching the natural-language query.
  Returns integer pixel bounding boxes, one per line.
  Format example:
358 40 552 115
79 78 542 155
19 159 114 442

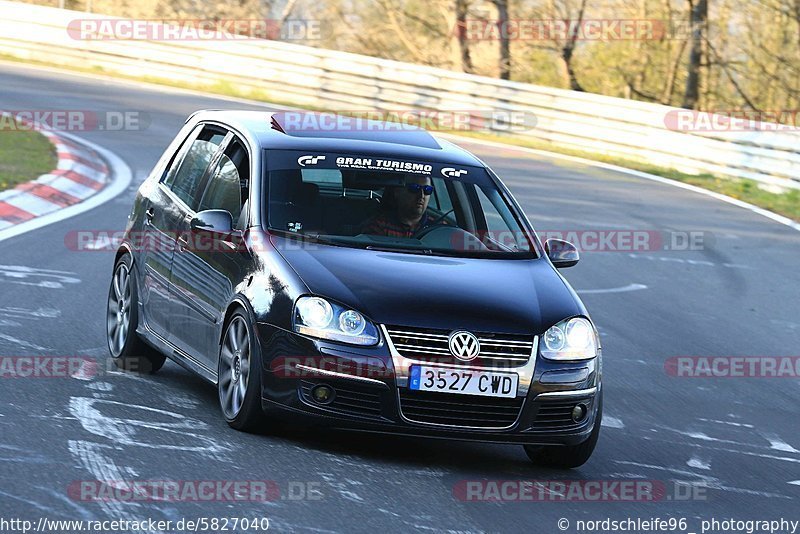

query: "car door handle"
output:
145 207 155 222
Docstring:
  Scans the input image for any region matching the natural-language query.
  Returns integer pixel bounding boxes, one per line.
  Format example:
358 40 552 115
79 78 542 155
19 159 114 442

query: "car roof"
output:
191 110 484 166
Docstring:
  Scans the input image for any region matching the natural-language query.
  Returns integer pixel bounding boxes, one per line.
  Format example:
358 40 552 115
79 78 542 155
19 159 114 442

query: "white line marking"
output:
0 133 131 243
0 265 81 288
70 360 97 381
0 333 49 351
602 416 625 428
763 434 800 454
687 455 711 470
578 283 647 294
698 418 755 429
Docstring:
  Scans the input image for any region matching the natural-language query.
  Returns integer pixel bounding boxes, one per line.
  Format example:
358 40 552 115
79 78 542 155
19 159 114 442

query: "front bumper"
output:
256 323 601 446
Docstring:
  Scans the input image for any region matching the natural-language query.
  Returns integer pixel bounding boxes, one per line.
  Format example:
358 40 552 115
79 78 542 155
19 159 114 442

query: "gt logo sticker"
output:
297 155 326 167
442 167 468 178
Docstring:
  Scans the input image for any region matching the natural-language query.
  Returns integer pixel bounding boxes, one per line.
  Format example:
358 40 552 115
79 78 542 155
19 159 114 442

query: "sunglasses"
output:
404 183 434 196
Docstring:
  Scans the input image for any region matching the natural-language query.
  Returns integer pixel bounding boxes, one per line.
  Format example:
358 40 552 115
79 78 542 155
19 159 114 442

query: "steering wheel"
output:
412 225 489 251
413 223 450 240
412 209 454 240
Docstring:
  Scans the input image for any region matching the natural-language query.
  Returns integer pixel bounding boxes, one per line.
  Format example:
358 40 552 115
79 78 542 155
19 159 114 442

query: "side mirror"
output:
545 238 580 268
190 209 234 235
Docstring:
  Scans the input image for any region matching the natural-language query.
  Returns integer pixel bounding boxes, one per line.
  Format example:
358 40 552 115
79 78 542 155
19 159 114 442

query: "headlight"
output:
293 296 379 345
540 317 598 360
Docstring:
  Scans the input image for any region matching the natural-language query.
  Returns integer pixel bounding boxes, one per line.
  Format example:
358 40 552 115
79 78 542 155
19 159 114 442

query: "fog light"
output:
311 384 335 405
571 403 588 423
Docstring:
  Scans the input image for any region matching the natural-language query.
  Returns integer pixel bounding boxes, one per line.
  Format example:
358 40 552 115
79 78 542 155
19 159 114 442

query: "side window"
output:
432 178 454 214
163 126 226 210
476 186 531 252
198 140 249 226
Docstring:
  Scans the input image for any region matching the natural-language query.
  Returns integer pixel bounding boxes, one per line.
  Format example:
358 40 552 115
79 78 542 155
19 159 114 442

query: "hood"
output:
271 236 583 335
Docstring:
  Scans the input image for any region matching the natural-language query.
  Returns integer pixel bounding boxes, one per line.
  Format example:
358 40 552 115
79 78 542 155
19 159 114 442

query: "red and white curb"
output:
0 131 110 231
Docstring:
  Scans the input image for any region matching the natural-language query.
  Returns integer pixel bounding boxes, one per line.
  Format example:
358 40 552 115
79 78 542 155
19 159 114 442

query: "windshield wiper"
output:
365 245 433 255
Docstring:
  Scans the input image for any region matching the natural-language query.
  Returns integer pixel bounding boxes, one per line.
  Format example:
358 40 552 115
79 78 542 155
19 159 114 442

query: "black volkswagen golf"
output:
106 110 602 468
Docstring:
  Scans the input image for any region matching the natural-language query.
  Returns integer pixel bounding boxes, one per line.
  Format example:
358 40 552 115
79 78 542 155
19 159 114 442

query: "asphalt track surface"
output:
0 62 799 533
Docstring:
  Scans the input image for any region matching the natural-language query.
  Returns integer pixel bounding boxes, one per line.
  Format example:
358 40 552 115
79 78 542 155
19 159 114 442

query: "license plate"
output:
408 365 519 398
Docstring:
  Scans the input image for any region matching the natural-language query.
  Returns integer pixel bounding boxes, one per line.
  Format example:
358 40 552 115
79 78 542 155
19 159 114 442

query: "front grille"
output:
386 326 533 368
530 398 593 431
300 380 384 420
398 389 524 428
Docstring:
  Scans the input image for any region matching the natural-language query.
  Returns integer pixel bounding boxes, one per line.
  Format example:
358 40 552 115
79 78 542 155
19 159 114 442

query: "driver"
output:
361 175 438 238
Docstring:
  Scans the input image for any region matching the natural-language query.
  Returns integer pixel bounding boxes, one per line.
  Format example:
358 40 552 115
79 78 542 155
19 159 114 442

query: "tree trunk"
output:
682 0 708 109
493 0 511 80
560 0 587 92
455 0 474 73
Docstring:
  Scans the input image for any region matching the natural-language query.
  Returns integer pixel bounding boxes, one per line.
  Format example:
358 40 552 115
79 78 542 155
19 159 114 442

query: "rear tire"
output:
106 254 166 374
218 309 267 432
523 390 602 469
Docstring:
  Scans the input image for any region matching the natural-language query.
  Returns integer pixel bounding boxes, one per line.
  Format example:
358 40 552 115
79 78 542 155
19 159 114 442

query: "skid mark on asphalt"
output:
0 489 57 514
64 384 239 530
613 460 790 499
0 333 50 351
161 392 202 409
68 397 227 454
318 473 365 503
0 265 81 288
68 440 155 534
0 306 60 319
33 486 96 520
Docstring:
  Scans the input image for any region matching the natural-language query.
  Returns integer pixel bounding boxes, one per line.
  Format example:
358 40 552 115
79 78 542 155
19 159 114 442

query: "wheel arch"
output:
219 295 259 349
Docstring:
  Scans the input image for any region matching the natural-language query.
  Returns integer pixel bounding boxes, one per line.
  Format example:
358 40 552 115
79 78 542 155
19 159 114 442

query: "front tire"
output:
523 390 602 469
106 254 166 374
218 310 266 432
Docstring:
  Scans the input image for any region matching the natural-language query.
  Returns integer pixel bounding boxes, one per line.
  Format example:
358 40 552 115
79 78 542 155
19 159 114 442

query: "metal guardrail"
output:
1 0 798 190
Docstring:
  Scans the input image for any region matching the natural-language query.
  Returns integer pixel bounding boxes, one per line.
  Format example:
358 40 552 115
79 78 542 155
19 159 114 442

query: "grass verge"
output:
1 53 798 221
0 114 57 192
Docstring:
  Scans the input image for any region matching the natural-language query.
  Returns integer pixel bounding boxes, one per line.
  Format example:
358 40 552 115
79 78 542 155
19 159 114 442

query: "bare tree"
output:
682 0 707 108
455 0 474 73
492 0 511 79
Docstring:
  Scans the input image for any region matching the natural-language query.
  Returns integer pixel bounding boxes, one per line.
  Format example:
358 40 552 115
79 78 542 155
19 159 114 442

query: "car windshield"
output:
265 150 536 258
